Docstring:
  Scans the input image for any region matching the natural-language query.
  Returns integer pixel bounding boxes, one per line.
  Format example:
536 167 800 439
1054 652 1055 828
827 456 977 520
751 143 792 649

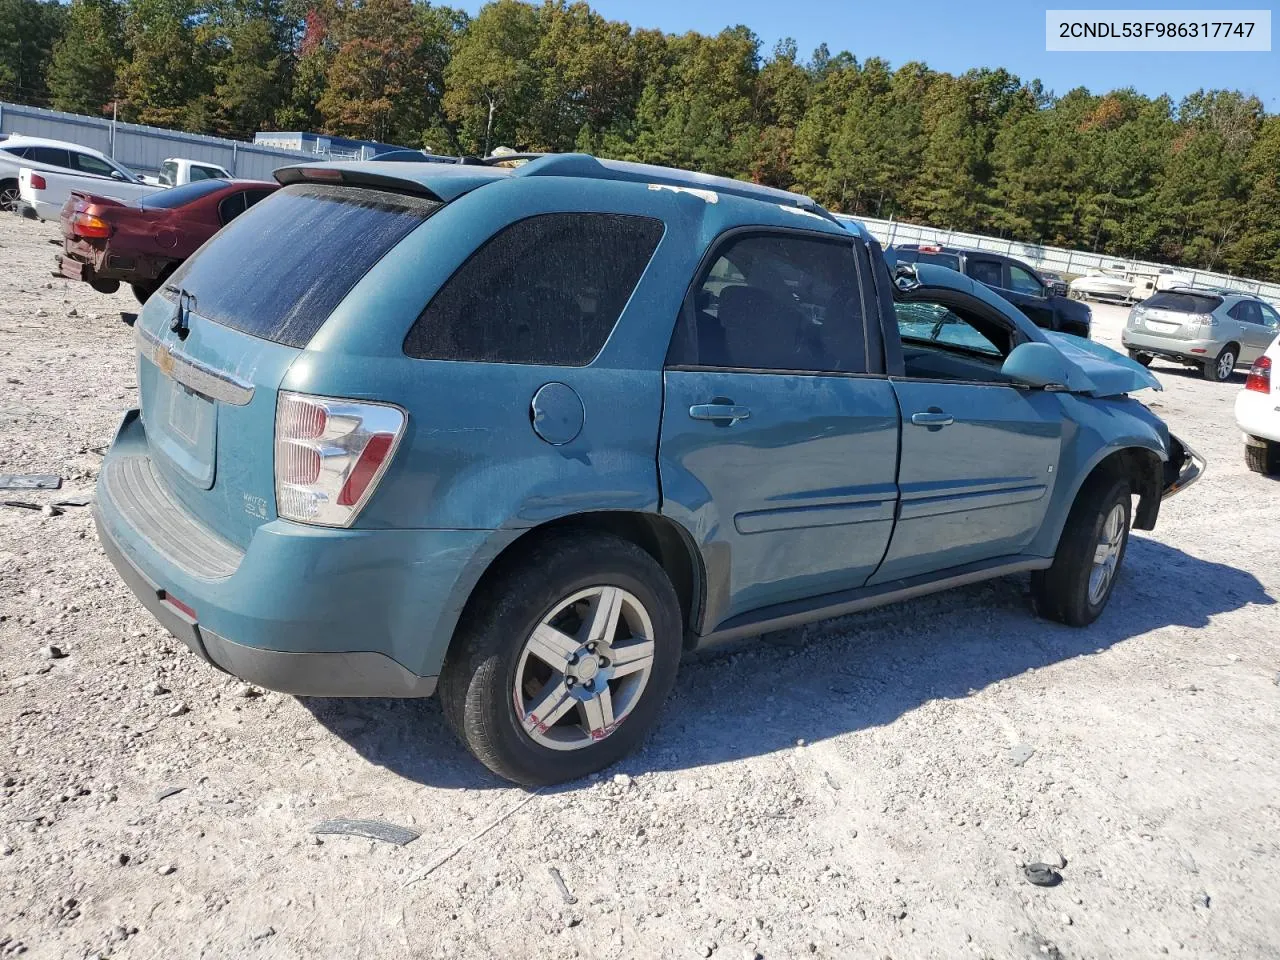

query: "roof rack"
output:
504 152 829 216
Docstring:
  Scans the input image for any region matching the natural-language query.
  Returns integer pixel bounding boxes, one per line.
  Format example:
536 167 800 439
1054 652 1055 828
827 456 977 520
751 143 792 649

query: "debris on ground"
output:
0 474 61 490
548 866 577 904
310 819 420 846
1024 863 1064 887
1008 743 1035 766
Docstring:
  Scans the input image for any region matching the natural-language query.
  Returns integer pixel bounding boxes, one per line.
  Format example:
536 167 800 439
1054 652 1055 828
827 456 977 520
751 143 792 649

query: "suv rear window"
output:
165 183 439 348
1143 291 1223 313
404 213 664 365
894 248 961 270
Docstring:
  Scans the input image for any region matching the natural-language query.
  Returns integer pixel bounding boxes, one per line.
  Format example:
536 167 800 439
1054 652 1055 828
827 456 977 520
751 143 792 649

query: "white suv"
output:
1236 333 1280 475
0 135 146 213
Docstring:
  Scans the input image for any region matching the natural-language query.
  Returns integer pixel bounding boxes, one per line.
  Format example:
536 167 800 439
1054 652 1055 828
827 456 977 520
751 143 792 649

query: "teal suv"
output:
95 154 1203 784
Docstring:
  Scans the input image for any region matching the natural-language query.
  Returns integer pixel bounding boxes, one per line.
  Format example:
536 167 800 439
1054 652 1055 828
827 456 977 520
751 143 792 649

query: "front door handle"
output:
689 402 751 425
910 411 955 428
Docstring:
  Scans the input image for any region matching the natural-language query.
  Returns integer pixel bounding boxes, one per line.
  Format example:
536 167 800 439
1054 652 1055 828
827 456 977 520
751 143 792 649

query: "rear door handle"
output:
689 403 751 425
910 411 955 427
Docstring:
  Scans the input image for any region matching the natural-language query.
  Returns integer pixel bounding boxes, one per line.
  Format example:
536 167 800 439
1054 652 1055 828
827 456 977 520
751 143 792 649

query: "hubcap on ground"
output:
1217 352 1235 380
1088 503 1126 606
513 585 656 751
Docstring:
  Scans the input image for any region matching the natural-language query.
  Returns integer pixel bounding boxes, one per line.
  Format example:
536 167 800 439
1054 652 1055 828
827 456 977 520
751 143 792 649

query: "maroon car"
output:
57 178 278 303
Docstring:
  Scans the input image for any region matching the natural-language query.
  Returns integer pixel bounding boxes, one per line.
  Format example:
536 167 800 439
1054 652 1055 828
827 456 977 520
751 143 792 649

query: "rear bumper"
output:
1121 329 1225 364
1236 389 1280 444
95 409 505 697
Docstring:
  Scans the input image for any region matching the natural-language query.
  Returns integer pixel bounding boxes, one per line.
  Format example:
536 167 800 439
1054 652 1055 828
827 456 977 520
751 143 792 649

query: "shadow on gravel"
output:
302 535 1271 789
1147 362 1248 385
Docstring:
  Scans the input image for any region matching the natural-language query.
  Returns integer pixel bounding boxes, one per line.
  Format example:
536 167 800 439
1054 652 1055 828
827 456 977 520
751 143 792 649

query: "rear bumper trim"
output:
96 507 437 697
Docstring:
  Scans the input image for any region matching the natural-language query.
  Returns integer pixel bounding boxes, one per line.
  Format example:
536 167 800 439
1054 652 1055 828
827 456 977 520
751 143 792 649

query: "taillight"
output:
72 212 112 239
1196 312 1219 330
274 392 406 527
1245 356 1272 394
30 172 47 190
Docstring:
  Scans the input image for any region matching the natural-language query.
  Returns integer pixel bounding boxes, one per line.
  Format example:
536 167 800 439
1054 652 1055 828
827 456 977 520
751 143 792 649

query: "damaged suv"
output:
95 154 1202 785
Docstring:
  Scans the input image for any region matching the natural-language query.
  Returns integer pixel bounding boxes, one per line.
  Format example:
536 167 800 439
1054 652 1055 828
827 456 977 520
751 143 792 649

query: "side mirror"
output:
1001 342 1072 389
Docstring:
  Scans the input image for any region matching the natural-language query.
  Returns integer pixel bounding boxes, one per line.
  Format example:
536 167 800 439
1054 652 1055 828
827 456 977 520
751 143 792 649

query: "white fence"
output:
0 101 319 181
840 214 1280 304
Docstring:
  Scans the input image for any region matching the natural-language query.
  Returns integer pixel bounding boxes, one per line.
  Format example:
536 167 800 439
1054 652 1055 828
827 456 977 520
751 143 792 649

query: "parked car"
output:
890 243 1092 337
1121 288 1280 381
1 135 155 216
94 155 1201 785
1038 269 1070 297
1236 334 1280 475
57 178 277 303
142 157 233 187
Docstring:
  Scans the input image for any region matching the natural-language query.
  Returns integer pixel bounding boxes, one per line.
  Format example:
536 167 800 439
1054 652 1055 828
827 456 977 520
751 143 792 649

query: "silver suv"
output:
1122 289 1280 382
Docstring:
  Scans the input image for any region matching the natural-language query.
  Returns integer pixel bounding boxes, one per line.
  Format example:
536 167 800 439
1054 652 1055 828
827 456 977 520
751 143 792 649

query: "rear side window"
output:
28 146 72 169
404 213 664 365
968 260 1003 286
667 232 867 374
72 152 115 177
167 183 440 348
1144 291 1223 313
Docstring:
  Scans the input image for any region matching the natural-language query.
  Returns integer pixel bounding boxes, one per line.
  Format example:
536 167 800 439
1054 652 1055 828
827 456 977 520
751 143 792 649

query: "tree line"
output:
2 0 1278 281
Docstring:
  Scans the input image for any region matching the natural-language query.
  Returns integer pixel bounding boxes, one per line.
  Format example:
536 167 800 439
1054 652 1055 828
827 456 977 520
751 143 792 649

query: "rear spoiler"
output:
273 164 444 201
68 190 127 209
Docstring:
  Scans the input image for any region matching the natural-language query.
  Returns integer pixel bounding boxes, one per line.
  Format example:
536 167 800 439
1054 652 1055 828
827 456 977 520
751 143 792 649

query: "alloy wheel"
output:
513 585 656 751
1217 351 1235 381
1088 503 1126 605
0 185 19 213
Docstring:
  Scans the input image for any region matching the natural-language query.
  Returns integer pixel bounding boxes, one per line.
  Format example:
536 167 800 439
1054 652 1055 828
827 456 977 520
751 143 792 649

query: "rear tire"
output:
0 178 18 213
90 278 121 294
1204 346 1236 382
1032 473 1131 627
1127 350 1153 367
1245 437 1280 476
440 531 682 786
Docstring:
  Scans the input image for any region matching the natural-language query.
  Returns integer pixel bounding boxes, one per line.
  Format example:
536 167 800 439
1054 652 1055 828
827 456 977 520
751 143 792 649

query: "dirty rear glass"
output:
164 183 439 348
1143 291 1223 314
404 213 664 365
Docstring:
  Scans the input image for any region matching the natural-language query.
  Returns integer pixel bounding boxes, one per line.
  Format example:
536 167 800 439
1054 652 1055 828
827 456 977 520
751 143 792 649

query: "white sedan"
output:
1236 333 1280 475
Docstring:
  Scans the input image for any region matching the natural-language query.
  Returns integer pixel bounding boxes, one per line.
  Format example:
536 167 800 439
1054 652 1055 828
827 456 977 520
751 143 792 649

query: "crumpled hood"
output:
1044 331 1163 396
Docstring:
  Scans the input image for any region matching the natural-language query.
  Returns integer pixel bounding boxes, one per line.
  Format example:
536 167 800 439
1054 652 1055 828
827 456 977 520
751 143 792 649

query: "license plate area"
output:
1145 319 1181 333
148 374 218 490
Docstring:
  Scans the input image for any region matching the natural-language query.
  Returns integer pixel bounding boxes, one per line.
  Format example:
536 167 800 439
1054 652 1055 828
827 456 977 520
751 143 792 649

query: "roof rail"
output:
509 152 829 216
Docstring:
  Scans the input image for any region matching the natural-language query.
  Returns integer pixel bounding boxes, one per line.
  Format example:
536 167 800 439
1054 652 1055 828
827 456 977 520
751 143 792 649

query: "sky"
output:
458 0 1280 110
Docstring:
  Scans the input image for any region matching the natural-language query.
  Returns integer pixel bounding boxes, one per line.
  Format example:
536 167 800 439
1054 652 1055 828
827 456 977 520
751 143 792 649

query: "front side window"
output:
667 232 867 374
896 301 1002 357
405 213 665 365
72 152 115 177
1007 264 1043 296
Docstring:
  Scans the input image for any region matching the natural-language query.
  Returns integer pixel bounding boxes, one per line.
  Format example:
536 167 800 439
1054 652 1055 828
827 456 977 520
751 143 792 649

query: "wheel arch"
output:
1041 441 1166 555
447 511 706 666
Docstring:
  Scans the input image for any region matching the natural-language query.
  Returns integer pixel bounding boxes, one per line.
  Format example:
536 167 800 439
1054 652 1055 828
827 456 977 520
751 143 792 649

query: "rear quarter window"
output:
404 213 665 365
165 183 440 348
1143 291 1224 313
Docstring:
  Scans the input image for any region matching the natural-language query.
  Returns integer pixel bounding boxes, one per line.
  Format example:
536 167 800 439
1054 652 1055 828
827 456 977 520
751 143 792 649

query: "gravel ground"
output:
1 212 1278 960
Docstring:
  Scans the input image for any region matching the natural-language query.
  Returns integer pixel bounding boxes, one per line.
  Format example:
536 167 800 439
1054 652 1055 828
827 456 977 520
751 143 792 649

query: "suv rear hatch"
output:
134 180 441 548
1132 290 1223 340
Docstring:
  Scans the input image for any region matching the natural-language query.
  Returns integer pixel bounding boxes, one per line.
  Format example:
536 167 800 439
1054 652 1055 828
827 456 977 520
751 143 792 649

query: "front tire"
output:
1204 346 1236 382
1032 473 1131 627
1245 437 1280 476
440 531 682 786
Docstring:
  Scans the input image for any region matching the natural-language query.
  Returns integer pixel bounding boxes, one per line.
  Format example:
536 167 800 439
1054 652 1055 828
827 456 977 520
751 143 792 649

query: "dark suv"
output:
891 244 1092 338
